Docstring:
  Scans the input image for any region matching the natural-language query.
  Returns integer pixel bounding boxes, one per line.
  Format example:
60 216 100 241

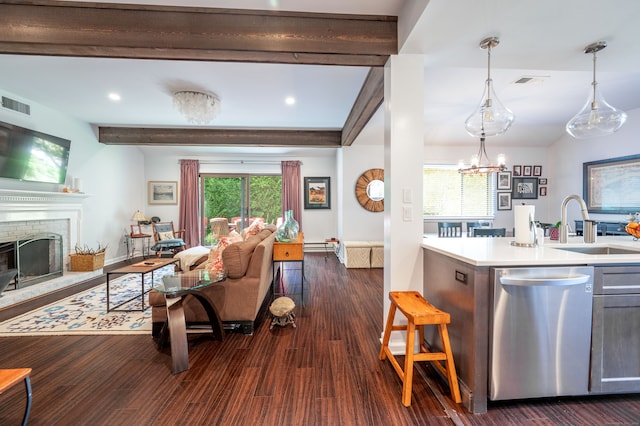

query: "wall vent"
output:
2 96 31 115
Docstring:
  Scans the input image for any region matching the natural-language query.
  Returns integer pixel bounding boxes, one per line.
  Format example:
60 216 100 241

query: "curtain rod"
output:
182 160 303 165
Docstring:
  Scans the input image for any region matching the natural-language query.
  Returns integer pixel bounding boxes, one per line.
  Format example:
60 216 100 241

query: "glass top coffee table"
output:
153 270 226 374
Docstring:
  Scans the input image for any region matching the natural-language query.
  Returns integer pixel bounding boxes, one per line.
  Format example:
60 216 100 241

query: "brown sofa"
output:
149 227 276 335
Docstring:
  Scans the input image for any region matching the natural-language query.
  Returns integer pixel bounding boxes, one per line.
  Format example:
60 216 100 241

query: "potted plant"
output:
549 221 561 241
69 243 108 271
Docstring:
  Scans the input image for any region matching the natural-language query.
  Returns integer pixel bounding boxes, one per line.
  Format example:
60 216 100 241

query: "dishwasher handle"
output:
499 274 590 287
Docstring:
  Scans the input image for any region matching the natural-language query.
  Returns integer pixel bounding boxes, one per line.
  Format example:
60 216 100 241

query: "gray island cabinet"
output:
421 235 640 414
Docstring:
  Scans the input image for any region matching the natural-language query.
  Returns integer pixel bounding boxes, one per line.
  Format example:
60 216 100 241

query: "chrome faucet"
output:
560 194 591 243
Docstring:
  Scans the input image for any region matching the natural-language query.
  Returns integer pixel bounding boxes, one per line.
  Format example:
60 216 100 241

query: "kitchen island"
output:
421 235 640 414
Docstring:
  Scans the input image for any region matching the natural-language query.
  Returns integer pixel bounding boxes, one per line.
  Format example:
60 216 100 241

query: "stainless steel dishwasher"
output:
490 266 594 400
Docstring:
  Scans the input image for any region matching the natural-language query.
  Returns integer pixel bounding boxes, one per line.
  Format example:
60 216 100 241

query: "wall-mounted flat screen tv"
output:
0 121 71 184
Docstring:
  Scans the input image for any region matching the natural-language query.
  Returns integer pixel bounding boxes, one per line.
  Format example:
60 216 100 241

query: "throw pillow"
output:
158 231 174 241
242 218 265 240
228 230 243 244
206 237 231 275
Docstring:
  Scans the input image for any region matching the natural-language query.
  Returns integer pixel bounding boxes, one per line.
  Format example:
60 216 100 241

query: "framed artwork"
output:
523 165 532 176
130 224 142 236
304 176 331 209
533 165 542 176
539 187 547 196
539 178 548 185
148 181 178 205
513 165 522 176
512 177 539 199
497 171 512 190
583 154 640 213
497 192 512 210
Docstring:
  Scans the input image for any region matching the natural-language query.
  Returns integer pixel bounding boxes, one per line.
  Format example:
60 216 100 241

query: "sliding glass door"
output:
201 174 282 244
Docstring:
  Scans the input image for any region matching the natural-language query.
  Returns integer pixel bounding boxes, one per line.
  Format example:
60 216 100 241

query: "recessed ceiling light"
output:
108 93 121 101
285 96 296 105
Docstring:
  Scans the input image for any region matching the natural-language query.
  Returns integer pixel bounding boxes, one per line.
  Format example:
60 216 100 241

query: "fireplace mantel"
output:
0 188 91 251
0 188 90 204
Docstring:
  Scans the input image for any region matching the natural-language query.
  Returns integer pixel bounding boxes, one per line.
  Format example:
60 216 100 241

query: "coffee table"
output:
154 270 226 374
106 258 179 312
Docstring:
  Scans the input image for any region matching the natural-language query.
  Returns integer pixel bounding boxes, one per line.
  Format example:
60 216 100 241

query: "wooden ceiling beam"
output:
99 127 342 147
0 1 397 66
341 67 384 146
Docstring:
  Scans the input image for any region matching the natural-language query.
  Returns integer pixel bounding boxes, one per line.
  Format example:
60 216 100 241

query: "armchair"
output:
151 222 186 257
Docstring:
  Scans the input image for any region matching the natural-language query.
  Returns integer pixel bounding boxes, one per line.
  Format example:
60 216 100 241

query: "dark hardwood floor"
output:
1 253 639 425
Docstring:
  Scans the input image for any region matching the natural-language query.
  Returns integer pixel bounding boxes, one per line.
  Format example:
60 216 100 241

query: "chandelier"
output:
465 36 515 137
173 91 221 124
565 41 627 139
458 135 506 175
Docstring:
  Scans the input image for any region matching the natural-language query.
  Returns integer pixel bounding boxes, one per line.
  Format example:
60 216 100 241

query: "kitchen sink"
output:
555 246 640 255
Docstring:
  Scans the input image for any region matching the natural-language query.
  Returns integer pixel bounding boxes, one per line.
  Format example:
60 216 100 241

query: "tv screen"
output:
0 122 70 184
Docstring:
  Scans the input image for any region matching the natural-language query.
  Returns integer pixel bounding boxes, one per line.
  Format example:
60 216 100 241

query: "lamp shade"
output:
131 210 146 222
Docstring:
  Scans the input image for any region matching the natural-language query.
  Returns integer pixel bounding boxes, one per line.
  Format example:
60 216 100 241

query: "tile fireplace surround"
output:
0 189 100 309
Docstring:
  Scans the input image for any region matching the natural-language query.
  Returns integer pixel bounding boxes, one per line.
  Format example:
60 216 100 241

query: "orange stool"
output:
379 291 461 407
0 368 33 425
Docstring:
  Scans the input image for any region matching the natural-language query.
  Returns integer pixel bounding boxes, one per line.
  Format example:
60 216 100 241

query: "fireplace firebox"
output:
0 233 63 289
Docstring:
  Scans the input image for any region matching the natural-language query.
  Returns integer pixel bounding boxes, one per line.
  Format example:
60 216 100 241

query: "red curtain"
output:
281 160 302 232
179 159 199 247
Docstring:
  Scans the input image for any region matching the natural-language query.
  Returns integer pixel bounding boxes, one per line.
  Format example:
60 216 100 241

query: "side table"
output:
125 233 152 260
273 232 304 302
154 270 226 374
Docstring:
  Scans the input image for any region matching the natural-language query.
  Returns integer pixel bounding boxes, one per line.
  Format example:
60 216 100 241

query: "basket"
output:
69 252 105 271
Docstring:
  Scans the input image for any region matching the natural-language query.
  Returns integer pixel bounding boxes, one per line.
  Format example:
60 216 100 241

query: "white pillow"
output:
158 231 175 241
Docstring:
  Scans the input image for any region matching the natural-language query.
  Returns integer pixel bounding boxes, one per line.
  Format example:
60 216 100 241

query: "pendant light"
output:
458 133 506 175
465 37 515 137
566 41 627 139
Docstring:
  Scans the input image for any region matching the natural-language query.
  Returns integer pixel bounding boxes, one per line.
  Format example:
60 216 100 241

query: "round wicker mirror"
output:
355 168 384 212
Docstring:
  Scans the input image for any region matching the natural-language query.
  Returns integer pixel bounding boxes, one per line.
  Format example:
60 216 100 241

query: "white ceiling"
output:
1 0 640 156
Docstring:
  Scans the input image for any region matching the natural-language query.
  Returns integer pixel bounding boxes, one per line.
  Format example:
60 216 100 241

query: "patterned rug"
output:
0 265 175 336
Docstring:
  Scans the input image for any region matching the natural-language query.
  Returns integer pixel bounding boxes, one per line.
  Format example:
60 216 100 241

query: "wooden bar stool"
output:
0 368 33 425
379 291 461 407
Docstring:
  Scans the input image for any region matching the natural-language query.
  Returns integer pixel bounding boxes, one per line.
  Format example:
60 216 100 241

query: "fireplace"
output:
0 233 64 289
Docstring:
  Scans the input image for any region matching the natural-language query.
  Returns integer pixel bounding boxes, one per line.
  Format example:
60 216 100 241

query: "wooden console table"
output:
273 232 304 302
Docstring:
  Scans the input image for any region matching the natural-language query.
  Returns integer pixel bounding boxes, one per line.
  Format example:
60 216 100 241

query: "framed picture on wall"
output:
523 165 532 176
497 171 512 190
539 178 548 185
148 181 178 205
304 176 331 209
497 192 512 210
513 165 522 176
540 187 547 196
533 165 542 176
512 177 539 200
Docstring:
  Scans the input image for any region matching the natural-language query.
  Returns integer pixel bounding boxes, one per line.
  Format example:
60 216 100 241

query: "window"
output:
423 165 495 218
201 174 282 243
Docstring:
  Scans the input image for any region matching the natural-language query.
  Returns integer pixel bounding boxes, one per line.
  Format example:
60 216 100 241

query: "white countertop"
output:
421 235 640 267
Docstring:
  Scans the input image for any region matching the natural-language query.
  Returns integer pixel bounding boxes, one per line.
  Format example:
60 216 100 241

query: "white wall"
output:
0 90 145 264
549 107 640 226
422 143 550 233
142 151 339 245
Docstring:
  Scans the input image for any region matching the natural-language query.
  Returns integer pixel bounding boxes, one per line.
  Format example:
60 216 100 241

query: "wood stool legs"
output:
379 291 461 407
0 368 33 426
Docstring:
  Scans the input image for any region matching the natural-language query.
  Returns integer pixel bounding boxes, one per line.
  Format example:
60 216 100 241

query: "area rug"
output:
0 265 175 336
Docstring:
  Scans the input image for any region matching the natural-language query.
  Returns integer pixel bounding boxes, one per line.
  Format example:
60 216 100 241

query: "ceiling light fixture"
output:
465 36 515 137
458 134 506 175
565 41 627 139
173 90 220 124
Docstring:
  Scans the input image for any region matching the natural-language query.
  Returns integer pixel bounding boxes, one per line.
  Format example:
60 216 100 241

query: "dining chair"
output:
466 221 491 237
438 222 463 237
473 228 506 237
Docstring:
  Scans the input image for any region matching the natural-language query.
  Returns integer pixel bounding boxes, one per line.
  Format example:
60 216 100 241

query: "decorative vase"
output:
276 210 299 242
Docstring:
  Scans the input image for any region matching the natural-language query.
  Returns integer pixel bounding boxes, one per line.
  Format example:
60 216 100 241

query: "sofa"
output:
149 226 276 335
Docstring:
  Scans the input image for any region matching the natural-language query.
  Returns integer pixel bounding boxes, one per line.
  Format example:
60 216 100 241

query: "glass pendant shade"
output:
465 79 515 137
566 41 627 139
465 36 515 137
